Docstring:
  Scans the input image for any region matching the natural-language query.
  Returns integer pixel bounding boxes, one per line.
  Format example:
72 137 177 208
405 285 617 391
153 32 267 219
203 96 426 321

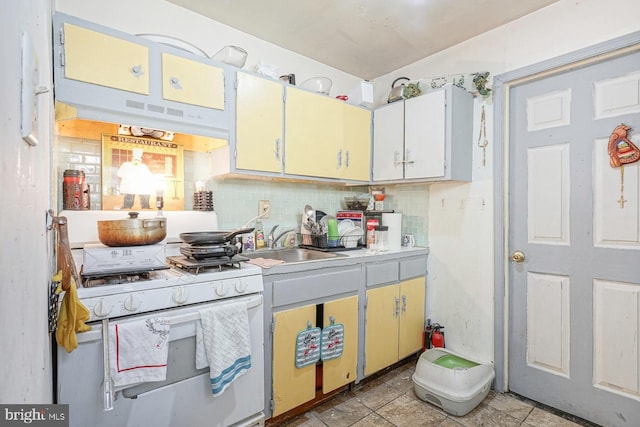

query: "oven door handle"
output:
75 294 263 344
168 294 262 326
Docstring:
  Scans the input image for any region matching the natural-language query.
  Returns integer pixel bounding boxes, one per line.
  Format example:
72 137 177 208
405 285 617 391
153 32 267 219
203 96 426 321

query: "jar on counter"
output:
366 218 379 249
63 169 90 210
374 225 389 251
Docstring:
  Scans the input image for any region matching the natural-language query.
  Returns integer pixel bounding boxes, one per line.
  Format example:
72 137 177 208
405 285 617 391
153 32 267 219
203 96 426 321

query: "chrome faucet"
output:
268 225 296 248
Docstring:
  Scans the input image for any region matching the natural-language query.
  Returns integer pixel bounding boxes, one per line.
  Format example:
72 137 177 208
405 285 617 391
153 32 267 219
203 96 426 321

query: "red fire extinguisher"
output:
431 323 445 348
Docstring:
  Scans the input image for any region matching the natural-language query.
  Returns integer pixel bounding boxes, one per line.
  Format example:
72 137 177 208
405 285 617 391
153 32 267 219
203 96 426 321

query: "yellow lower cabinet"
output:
398 277 426 359
272 296 359 417
365 277 425 376
364 285 400 376
272 304 317 417
322 295 358 394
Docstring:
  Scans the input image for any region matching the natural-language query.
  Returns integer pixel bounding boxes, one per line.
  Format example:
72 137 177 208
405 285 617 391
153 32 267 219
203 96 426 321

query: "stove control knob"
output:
123 294 141 312
93 299 113 318
215 282 228 297
235 279 248 293
172 286 188 305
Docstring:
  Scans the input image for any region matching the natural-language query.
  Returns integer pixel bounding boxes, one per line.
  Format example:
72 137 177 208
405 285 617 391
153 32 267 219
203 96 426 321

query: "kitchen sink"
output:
243 248 346 264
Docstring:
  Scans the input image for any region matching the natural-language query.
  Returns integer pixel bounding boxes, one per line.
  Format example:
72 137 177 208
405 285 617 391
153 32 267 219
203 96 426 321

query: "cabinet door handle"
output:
393 150 401 166
401 295 407 313
131 65 145 78
336 150 343 169
345 150 350 168
404 149 414 165
274 138 281 160
169 76 182 89
394 297 400 317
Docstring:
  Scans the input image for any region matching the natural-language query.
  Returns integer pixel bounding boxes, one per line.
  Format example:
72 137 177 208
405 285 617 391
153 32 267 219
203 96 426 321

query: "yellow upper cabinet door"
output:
341 104 371 181
322 295 358 394
161 52 224 109
285 87 343 178
364 285 400 376
398 277 426 359
272 304 317 417
63 23 149 95
236 72 283 173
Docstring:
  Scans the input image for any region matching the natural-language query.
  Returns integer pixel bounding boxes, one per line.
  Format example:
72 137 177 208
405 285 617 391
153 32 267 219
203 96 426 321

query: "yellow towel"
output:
54 270 91 352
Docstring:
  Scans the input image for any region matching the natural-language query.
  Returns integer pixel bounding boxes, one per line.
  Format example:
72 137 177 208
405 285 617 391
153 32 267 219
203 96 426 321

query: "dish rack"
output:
298 233 363 252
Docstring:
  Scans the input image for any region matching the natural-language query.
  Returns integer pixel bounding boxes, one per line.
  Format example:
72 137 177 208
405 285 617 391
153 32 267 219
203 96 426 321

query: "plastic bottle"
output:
375 225 389 251
255 220 265 249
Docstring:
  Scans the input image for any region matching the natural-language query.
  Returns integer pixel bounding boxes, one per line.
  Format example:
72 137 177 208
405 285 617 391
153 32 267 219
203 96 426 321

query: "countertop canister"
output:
381 212 402 251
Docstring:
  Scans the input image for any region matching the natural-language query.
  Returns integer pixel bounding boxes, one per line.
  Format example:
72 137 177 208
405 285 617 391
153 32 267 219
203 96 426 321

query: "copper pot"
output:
97 212 166 247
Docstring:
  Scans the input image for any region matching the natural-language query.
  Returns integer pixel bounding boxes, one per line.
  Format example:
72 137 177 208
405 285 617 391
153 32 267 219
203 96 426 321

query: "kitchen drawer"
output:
400 256 428 281
366 260 399 287
272 267 360 307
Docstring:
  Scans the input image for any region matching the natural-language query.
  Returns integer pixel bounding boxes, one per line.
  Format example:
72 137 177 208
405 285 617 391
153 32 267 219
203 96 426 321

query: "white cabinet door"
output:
372 102 404 181
404 90 446 179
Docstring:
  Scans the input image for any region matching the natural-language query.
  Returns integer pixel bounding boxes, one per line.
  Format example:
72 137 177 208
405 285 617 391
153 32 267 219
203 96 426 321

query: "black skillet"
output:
179 228 254 245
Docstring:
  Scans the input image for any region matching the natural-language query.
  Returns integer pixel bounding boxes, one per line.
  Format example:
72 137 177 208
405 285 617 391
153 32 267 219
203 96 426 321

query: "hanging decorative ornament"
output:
477 106 489 166
607 123 640 208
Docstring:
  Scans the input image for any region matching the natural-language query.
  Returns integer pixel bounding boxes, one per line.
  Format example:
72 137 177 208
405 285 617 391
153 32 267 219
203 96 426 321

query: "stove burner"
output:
179 244 239 260
167 255 248 274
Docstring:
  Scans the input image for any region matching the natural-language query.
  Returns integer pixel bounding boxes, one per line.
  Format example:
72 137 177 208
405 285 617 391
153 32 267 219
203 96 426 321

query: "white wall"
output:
55 0 363 98
373 0 640 363
0 0 54 403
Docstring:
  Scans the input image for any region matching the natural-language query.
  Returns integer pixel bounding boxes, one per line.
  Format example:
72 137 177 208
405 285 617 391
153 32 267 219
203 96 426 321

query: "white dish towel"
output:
108 317 170 388
196 301 252 396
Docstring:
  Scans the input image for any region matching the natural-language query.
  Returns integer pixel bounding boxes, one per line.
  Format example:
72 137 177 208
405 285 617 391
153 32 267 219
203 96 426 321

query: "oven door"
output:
56 294 264 427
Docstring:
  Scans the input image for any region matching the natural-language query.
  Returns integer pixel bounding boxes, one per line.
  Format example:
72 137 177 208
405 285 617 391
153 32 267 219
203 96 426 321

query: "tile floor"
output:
278 357 599 427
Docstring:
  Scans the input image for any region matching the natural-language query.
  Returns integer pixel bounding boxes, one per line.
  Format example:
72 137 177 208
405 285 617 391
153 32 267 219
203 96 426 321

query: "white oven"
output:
55 211 265 427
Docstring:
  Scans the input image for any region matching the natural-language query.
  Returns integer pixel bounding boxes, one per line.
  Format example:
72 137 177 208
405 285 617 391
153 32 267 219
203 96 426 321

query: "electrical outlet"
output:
259 200 270 218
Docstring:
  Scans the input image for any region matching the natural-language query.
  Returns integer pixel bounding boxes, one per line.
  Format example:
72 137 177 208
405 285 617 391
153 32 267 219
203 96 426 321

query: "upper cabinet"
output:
373 84 473 182
235 72 284 173
62 23 150 95
161 53 224 109
285 87 371 181
53 13 233 139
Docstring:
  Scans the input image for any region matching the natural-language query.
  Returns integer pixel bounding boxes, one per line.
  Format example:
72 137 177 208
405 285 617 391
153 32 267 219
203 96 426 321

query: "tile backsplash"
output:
54 136 430 246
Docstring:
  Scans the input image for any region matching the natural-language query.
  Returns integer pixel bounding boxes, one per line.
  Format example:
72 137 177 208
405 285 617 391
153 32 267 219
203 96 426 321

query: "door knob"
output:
511 251 525 263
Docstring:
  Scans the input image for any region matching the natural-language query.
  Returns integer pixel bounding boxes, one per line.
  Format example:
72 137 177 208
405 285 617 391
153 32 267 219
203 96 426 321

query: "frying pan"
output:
179 228 254 245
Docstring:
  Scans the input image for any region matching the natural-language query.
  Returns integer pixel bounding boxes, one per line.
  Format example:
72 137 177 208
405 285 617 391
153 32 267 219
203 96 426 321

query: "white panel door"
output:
509 50 640 427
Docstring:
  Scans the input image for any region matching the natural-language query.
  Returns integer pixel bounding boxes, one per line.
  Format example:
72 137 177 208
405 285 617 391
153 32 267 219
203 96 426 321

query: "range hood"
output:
54 89 232 140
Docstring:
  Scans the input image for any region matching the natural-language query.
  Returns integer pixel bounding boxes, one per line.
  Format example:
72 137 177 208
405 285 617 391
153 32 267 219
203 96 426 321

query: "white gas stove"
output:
57 210 266 427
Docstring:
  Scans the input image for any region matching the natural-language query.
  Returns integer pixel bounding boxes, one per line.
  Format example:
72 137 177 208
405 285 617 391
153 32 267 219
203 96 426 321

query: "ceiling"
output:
168 0 559 80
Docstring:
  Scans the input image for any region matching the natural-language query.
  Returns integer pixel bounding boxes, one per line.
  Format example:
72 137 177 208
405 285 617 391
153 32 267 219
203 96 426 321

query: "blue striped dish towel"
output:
195 301 252 396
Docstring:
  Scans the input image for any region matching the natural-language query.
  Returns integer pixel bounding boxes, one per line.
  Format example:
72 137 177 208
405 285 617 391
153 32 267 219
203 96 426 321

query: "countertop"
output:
246 246 429 276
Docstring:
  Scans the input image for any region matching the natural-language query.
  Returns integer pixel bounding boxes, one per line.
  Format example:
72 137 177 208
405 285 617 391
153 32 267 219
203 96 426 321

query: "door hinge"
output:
271 317 276 333
270 398 275 413
58 26 65 45
234 148 238 159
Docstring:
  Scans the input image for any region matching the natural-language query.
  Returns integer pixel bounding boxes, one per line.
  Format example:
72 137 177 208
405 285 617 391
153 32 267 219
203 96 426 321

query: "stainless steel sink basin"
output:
243 248 346 264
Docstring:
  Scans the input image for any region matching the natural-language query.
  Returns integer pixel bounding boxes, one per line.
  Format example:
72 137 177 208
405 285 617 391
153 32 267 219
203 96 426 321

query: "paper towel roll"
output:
382 213 402 251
